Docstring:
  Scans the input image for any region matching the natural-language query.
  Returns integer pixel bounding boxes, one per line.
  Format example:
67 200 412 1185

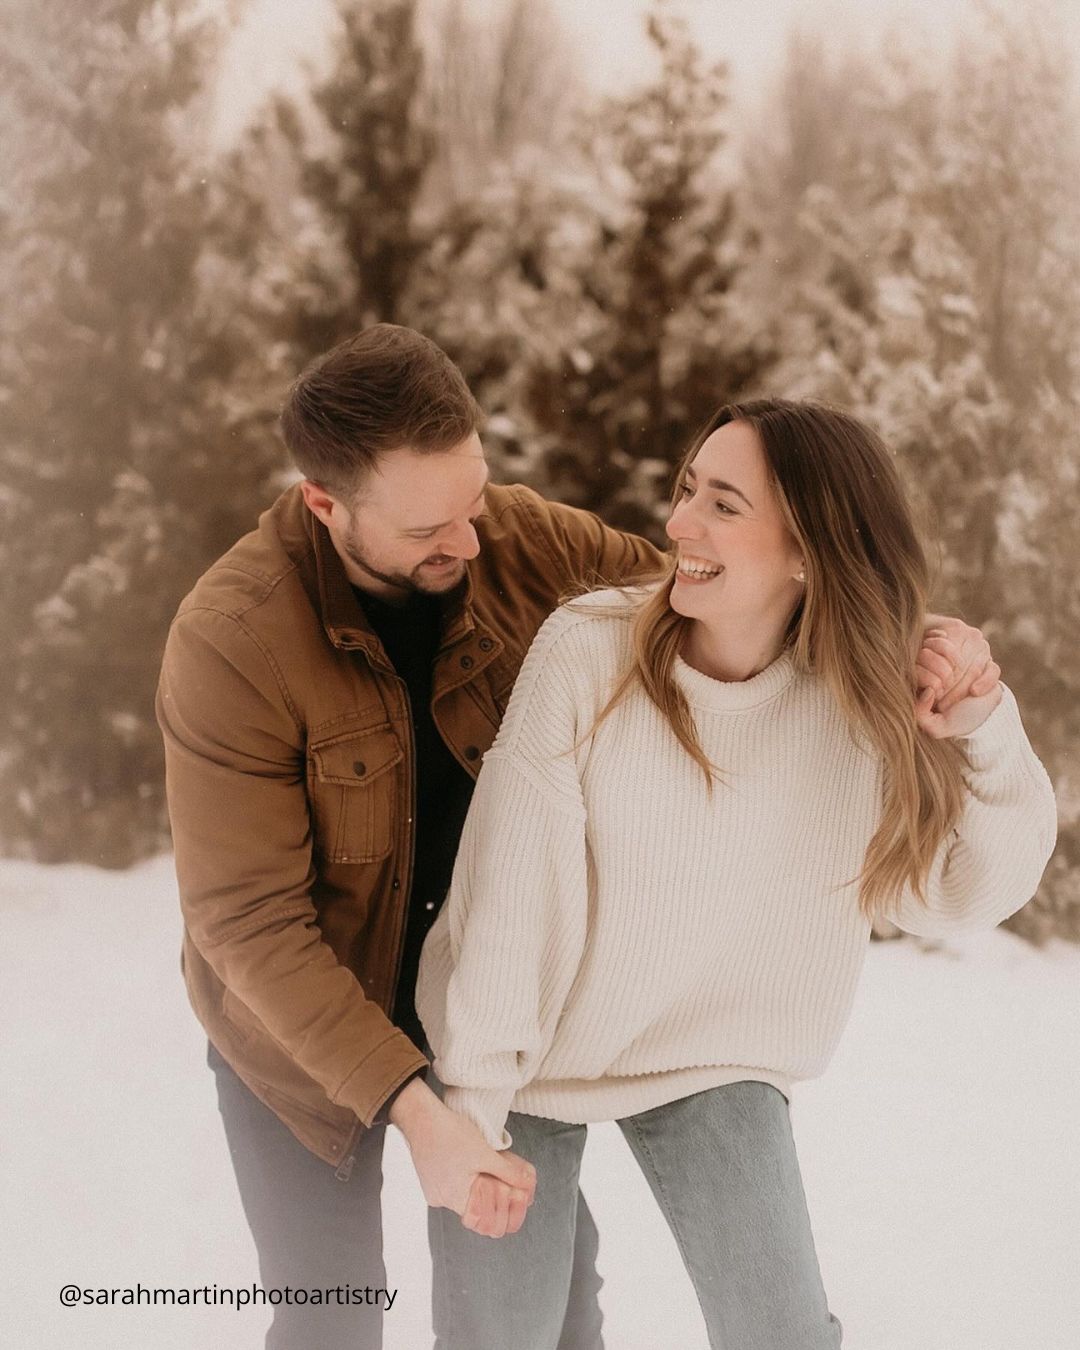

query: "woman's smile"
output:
675 554 724 584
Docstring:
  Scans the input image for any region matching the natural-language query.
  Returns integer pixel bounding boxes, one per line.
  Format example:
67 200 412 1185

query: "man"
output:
157 324 995 1348
156 324 662 1349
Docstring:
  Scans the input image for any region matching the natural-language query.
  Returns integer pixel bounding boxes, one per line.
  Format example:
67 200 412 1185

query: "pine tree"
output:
940 3 1080 939
740 9 1080 937
410 2 766 536
418 0 580 209
270 0 434 359
0 0 281 865
517 2 764 539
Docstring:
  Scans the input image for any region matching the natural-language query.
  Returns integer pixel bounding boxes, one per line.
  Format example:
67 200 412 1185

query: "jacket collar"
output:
309 507 386 659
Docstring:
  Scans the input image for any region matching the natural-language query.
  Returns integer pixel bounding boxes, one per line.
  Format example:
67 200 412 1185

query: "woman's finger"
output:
936 653 995 710
970 663 1001 696
489 1180 512 1239
506 1186 530 1235
462 1174 494 1233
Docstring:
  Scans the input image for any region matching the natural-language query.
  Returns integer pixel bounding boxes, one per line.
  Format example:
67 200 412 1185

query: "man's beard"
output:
341 530 467 597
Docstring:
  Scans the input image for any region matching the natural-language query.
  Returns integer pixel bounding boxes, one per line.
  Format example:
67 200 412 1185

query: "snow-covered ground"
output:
3 855 1078 1349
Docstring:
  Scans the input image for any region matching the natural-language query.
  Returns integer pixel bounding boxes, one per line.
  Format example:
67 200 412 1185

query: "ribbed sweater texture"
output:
416 591 1058 1149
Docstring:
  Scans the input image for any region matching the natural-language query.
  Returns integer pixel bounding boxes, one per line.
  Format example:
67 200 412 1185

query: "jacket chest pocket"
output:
308 725 403 864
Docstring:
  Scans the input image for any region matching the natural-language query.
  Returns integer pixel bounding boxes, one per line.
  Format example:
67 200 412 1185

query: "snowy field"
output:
3 855 1079 1350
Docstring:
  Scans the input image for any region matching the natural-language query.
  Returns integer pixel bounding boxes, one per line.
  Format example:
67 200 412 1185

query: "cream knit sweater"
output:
416 591 1057 1149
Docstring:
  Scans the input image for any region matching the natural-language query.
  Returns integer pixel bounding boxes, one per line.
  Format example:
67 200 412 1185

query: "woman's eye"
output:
677 482 736 515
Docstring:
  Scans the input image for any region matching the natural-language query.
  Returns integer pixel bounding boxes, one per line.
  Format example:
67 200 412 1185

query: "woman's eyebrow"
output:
685 465 753 508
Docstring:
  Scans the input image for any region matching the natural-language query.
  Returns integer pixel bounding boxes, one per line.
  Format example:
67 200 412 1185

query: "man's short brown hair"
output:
280 324 483 497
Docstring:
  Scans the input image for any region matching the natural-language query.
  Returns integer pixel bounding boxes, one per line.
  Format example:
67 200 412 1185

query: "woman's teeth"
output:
677 557 723 578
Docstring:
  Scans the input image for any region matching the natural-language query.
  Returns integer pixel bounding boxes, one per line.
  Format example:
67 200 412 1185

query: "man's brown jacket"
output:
156 481 661 1171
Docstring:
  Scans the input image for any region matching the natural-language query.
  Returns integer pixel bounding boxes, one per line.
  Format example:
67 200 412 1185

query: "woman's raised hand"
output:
916 614 1003 739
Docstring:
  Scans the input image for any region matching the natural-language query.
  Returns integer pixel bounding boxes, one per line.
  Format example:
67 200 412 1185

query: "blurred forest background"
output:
1 0 1077 940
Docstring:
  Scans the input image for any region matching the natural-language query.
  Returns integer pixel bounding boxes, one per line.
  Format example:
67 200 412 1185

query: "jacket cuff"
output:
371 1067 428 1126
334 1030 430 1127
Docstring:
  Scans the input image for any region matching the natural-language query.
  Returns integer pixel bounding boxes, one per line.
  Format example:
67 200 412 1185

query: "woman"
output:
415 399 1057 1350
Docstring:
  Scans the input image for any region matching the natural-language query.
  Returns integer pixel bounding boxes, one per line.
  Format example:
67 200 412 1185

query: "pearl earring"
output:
797 567 806 583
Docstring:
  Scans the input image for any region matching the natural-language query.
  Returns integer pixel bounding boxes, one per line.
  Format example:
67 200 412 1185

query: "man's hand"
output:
388 1078 535 1226
915 613 1002 739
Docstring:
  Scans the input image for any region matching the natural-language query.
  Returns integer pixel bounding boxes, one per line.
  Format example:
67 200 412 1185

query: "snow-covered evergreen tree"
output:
240 0 581 486
0 0 281 865
418 0 580 210
515 2 765 538
739 8 1079 936
268 0 433 358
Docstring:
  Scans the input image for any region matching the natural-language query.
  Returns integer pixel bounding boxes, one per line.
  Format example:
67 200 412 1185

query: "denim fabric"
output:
209 1041 389 1349
430 1080 842 1350
210 1043 604 1349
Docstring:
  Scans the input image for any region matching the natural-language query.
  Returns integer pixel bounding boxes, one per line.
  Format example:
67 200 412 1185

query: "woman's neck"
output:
681 616 790 683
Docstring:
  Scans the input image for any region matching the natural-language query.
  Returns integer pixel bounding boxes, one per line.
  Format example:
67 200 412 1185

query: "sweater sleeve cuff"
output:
957 684 1027 770
442 1085 515 1151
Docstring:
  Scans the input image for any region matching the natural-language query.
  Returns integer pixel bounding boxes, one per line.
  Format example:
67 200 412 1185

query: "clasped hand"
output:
915 613 1002 738
390 1079 535 1239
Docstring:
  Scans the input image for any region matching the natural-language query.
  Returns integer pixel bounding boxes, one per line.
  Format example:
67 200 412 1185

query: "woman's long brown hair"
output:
584 398 969 920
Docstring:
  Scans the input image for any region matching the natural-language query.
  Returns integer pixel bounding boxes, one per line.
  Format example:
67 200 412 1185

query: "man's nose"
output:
447 519 481 559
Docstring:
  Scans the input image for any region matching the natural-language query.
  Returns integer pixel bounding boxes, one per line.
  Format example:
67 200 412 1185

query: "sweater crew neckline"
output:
673 650 797 712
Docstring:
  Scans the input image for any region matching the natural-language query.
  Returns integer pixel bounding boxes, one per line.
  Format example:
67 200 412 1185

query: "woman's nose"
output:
665 499 698 542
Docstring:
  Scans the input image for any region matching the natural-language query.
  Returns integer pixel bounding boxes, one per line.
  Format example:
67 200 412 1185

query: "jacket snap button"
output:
352 761 366 776
478 637 493 651
464 745 480 761
460 655 474 669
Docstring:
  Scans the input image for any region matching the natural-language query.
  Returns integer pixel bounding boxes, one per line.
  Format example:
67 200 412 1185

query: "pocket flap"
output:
311 726 403 786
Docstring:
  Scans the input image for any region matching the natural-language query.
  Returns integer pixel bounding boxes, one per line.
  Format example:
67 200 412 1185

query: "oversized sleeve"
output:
888 684 1057 938
416 608 596 1148
157 607 426 1125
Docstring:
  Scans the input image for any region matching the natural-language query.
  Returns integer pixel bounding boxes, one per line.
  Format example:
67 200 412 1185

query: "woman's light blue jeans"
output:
430 1080 843 1350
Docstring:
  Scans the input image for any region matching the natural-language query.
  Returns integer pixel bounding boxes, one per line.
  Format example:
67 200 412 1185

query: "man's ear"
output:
299 479 338 528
